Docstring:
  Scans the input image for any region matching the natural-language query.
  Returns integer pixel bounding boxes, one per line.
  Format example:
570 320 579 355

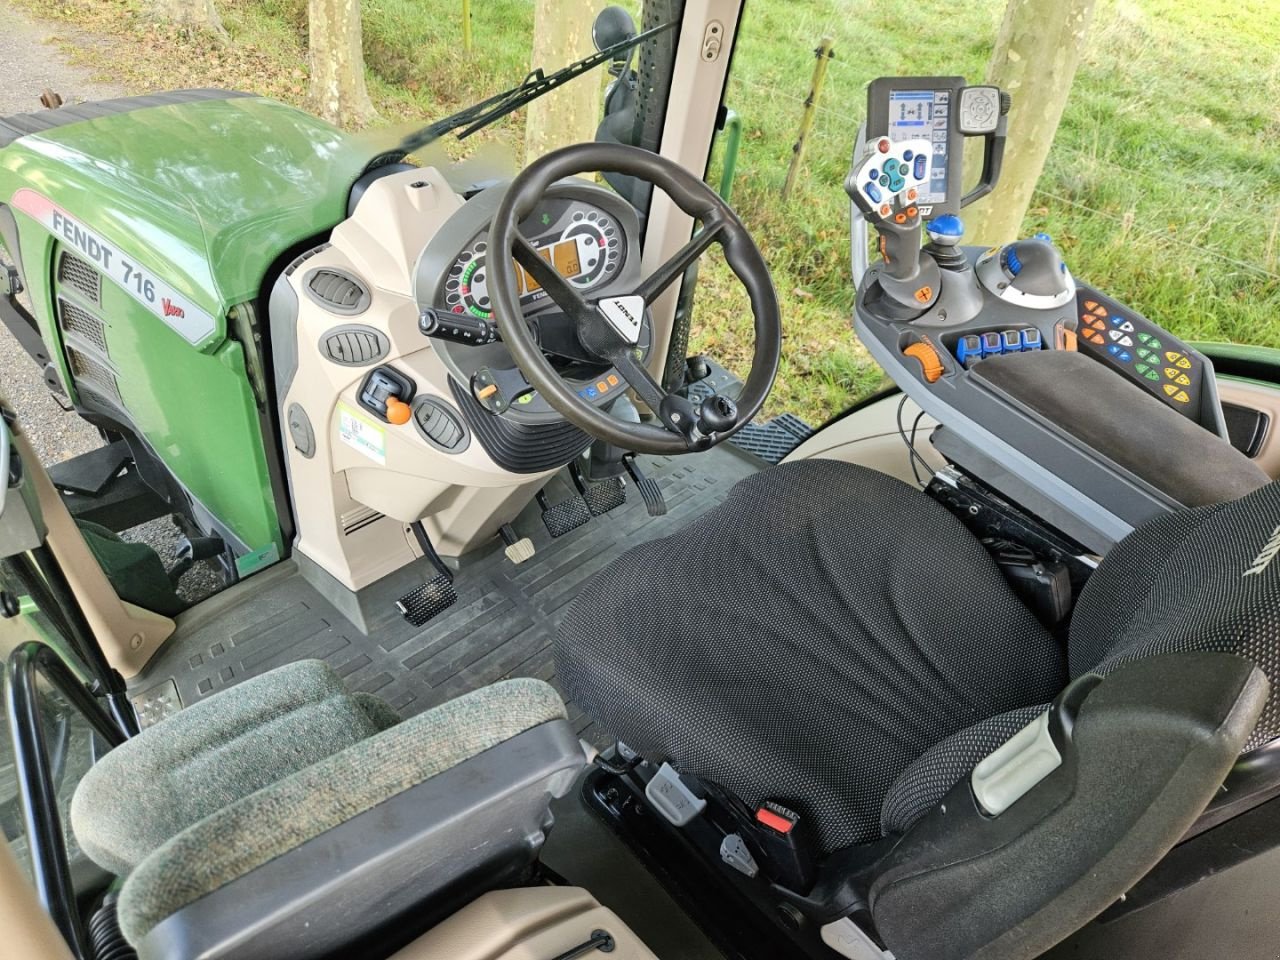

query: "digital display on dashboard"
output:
887 89 950 205
516 239 582 296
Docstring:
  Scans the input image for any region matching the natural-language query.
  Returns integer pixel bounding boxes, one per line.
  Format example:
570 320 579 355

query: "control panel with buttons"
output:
847 137 934 223
1074 286 1204 419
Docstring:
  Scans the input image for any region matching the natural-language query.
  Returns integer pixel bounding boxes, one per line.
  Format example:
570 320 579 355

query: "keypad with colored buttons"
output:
1075 287 1203 418
955 327 1044 367
849 137 934 222
577 372 622 401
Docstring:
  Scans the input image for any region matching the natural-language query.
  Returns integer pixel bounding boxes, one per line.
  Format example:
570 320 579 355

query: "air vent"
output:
321 324 389 366
57 251 101 306
412 397 470 453
305 268 370 315
67 347 122 406
284 243 330 277
58 298 108 354
341 504 384 536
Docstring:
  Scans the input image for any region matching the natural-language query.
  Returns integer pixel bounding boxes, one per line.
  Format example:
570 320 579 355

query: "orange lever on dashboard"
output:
385 396 412 425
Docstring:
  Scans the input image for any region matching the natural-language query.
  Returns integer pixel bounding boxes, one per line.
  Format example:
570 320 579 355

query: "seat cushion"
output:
555 460 1066 852
72 660 381 876
115 677 567 946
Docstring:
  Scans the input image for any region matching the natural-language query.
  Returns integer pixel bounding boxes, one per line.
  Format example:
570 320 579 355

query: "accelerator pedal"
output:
623 455 667 517
569 462 627 517
537 489 591 539
499 523 536 565
397 521 458 626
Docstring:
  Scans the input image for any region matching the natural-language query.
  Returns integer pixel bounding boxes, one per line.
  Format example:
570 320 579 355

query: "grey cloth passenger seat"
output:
70 660 585 958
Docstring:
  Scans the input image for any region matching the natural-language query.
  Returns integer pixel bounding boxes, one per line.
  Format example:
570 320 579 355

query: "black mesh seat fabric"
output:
556 461 1067 851
555 460 1280 854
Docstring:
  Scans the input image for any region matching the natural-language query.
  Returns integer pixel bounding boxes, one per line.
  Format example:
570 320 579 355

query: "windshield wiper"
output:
371 19 677 164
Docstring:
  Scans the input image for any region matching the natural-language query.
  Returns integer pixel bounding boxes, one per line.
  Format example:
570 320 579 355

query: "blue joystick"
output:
926 214 965 246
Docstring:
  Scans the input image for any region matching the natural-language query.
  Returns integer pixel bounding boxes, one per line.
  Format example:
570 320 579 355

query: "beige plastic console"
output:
391 887 660 960
785 393 945 484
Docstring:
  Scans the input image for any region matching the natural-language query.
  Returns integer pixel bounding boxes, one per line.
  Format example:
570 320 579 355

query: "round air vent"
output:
305 268 370 315
320 324 390 366
412 397 470 454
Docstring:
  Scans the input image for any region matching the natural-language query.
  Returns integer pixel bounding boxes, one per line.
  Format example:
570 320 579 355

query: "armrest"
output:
869 651 1269 960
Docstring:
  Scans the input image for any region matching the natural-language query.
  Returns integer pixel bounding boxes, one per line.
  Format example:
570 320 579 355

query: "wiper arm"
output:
374 19 677 163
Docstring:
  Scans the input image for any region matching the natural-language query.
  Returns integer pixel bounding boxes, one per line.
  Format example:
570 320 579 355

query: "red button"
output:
756 806 795 834
877 138 890 154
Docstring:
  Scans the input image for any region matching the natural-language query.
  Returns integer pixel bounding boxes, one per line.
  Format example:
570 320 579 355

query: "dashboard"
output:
415 180 648 426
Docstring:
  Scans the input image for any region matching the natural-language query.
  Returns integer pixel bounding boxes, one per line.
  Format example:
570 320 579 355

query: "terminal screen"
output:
886 89 950 205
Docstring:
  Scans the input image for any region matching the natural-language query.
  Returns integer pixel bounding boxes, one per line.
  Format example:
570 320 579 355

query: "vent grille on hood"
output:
57 251 101 306
306 269 370 315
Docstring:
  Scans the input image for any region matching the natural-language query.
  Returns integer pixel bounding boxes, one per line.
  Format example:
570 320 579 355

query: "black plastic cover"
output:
870 652 1269 960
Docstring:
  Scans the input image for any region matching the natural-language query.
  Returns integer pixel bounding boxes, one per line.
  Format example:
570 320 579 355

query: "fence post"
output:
462 0 473 52
781 36 834 201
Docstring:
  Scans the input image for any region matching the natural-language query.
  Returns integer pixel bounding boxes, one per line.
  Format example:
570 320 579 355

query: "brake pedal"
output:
499 523 536 564
623 455 666 517
536 489 591 538
397 521 458 626
569 462 626 517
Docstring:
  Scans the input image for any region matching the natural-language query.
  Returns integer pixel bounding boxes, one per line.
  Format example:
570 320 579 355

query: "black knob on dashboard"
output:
697 394 738 434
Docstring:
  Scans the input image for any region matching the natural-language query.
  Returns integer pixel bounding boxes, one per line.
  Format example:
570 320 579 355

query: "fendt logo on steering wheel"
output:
598 295 644 344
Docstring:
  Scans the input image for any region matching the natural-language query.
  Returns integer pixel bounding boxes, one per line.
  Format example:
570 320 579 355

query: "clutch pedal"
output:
499 523 536 564
623 455 667 517
395 575 458 627
397 522 458 626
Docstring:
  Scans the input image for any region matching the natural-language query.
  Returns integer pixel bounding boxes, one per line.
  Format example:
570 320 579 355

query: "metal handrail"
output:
6 640 126 959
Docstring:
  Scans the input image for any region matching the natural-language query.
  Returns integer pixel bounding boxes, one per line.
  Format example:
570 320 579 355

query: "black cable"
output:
896 395 934 487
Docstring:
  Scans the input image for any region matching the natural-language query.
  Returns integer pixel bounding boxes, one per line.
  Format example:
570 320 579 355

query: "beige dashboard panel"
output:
785 393 945 484
391 887 659 960
278 167 567 589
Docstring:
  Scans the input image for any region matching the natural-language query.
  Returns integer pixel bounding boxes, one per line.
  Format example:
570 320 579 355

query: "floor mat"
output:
131 449 760 744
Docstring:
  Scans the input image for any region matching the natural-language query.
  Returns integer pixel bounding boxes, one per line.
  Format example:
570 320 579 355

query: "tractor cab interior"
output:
2 3 1280 960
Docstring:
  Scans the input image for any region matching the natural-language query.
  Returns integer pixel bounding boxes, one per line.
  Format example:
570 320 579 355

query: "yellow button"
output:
1163 384 1179 397
1175 390 1190 403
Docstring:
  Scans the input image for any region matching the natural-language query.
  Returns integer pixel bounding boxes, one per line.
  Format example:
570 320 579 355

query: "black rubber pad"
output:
129 450 760 745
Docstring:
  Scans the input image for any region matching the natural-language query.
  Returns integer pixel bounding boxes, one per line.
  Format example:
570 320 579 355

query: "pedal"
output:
569 462 626 517
499 523 536 564
536 490 591 538
395 574 457 627
623 455 667 517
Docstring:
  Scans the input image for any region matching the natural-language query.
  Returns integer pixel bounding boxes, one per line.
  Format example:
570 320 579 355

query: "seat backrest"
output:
1069 479 1280 749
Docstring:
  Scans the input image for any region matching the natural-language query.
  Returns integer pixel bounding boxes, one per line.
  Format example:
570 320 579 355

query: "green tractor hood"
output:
0 90 372 350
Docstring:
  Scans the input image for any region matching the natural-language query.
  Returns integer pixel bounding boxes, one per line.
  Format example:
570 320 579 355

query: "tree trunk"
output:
149 0 225 35
963 0 1097 244
308 0 377 127
525 0 604 162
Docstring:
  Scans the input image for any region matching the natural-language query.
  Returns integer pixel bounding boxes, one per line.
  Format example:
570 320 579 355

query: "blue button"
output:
1001 330 1022 352
929 214 964 237
981 332 1004 356
1020 328 1043 351
1106 345 1133 363
903 149 913 161
914 155 927 180
584 385 599 399
898 162 910 176
1034 232 1052 243
868 167 878 179
1109 315 1125 327
866 182 882 202
956 335 983 364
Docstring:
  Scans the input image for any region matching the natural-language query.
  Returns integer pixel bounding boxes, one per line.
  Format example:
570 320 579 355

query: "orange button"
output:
385 396 412 425
914 285 933 303
1085 300 1099 311
907 188 917 201
894 213 907 224
880 203 891 216
476 383 498 401
906 206 918 217
596 380 608 392
607 374 619 387
903 341 944 383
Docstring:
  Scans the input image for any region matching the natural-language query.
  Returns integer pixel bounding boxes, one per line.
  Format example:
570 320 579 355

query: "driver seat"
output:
554 458 1278 958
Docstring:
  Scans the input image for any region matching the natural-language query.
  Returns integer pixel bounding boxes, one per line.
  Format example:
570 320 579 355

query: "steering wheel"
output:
488 142 781 455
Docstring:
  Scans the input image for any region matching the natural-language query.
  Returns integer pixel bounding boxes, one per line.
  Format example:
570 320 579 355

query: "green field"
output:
25 0 1280 424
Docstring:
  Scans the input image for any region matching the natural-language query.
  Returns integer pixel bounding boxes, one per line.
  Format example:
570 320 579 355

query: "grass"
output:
14 0 1280 424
